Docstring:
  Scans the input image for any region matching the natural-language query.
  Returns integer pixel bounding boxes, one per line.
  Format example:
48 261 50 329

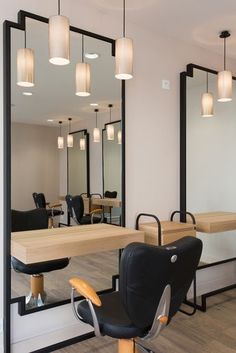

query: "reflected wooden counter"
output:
91 198 121 208
11 224 144 265
139 221 196 245
192 211 236 233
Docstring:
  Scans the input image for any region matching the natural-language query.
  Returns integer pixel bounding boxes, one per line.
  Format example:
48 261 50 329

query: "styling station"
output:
1 2 236 353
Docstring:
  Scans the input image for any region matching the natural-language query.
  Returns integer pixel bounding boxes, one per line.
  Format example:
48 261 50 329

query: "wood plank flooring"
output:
55 289 236 353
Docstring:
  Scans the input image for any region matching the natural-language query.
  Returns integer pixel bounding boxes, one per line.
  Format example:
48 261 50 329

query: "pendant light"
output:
117 130 122 144
93 109 100 143
67 118 73 147
75 35 91 97
57 121 64 149
201 72 214 117
17 29 34 87
115 0 133 80
49 0 70 65
107 104 114 141
80 136 86 150
218 31 232 102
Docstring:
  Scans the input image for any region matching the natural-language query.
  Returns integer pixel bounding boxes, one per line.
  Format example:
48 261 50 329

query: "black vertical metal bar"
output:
180 72 187 222
121 81 126 226
3 20 12 353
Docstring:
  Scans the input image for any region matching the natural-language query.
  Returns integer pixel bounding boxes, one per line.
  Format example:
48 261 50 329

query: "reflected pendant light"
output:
107 104 114 140
115 0 133 80
201 72 214 117
58 121 64 149
93 109 100 143
17 29 34 87
49 0 70 65
218 31 232 102
67 118 73 147
75 35 91 97
80 137 86 150
117 130 122 144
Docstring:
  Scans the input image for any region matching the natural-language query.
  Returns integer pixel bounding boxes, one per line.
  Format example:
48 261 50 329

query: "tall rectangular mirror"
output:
6 11 125 316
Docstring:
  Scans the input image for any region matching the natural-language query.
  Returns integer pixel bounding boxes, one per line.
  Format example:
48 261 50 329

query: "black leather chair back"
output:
119 236 202 329
66 195 84 222
104 191 117 198
11 208 48 232
32 192 46 209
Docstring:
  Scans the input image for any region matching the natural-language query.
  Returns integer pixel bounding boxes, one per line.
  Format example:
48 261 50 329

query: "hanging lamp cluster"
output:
201 30 233 118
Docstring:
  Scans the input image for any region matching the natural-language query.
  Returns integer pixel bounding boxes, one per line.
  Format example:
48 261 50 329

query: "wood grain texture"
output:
91 198 121 208
139 221 196 245
11 224 144 264
69 277 102 306
192 212 236 233
55 290 236 353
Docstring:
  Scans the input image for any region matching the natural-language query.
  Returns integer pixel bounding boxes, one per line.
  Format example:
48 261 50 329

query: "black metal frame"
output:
180 63 236 312
3 10 126 352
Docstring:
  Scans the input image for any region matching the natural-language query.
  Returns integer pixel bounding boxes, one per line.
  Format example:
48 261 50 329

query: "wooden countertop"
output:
91 198 121 208
192 212 236 233
11 224 144 265
139 221 196 245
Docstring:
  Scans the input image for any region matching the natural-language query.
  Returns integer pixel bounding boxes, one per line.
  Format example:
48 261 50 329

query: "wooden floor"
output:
55 289 236 353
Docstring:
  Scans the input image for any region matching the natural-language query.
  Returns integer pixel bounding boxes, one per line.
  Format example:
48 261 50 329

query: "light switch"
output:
162 80 170 90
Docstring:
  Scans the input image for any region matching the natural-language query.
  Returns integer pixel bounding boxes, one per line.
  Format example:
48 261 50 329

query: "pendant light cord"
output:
82 35 84 63
58 0 61 15
206 72 208 93
224 37 226 70
96 112 98 128
24 29 26 49
109 106 111 123
59 122 62 136
123 0 126 37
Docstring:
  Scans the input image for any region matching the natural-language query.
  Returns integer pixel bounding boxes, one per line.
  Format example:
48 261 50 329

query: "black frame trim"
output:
3 10 126 352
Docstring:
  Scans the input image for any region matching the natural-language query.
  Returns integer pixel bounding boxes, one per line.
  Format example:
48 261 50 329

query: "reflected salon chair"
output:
11 208 69 307
69 236 202 353
32 192 64 228
104 190 117 224
66 194 103 225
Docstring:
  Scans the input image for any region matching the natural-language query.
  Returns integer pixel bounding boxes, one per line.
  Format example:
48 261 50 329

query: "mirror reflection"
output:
11 18 122 310
186 67 236 264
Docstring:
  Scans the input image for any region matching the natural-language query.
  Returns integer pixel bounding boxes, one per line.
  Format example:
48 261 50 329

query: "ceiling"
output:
91 0 236 58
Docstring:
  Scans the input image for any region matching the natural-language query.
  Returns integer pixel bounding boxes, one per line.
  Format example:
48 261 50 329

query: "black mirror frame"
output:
3 10 126 352
180 63 236 217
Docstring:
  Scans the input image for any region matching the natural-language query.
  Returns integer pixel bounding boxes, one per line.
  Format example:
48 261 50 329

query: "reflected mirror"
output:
10 13 124 313
181 64 236 265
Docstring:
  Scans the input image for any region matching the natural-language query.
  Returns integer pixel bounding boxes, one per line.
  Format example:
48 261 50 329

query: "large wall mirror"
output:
5 10 125 331
180 64 236 266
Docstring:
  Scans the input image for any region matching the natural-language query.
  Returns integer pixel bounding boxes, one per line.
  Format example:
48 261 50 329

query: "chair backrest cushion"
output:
32 192 46 209
66 194 84 222
104 191 117 198
119 236 202 329
11 208 48 232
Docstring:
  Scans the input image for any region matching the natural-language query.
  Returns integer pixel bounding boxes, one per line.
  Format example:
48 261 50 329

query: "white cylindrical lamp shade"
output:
107 124 114 140
115 37 133 80
58 136 64 149
49 15 70 65
75 62 91 97
17 48 35 87
201 92 214 117
217 70 232 102
80 138 86 150
67 134 73 148
93 128 100 143
117 130 122 144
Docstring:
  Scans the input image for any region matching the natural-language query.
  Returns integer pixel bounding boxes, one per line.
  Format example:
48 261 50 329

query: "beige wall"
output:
11 123 60 210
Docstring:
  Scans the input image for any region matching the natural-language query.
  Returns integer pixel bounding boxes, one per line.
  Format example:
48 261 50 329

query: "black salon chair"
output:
69 236 202 353
104 190 118 224
65 194 103 225
12 208 69 307
32 192 64 228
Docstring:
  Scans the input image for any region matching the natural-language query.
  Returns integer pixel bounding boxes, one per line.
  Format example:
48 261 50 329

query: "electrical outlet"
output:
162 79 170 90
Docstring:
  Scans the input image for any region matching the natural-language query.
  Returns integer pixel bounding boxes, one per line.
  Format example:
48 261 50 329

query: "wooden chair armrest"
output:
48 202 62 208
69 277 102 307
89 209 103 215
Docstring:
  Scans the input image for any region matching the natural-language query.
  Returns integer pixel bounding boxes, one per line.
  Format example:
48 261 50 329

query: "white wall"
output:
11 123 60 210
1 0 236 352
